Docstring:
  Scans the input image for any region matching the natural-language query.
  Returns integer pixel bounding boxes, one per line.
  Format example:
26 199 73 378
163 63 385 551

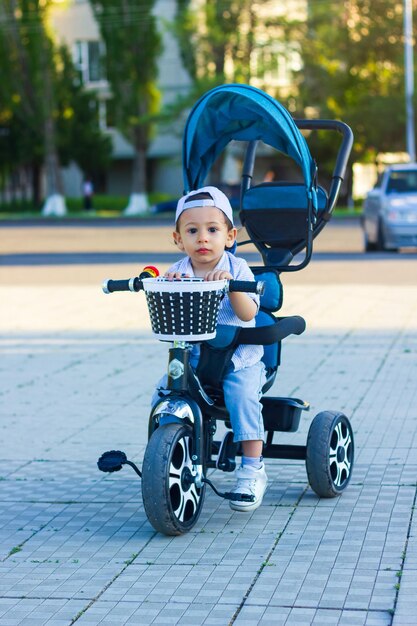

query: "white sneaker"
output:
229 464 268 512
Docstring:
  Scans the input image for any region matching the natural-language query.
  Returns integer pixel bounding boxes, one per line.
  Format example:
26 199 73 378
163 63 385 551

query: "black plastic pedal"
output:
201 476 255 502
98 450 127 472
97 450 142 478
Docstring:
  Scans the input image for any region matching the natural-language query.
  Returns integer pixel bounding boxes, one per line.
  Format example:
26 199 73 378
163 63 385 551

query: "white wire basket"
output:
142 277 227 341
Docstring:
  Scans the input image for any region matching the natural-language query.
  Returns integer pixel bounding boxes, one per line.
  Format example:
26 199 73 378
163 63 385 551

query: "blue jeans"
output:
151 360 266 443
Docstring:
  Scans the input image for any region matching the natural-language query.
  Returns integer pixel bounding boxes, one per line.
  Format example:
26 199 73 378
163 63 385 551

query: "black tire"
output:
306 411 354 498
141 423 205 535
364 232 378 252
377 222 399 252
376 220 387 251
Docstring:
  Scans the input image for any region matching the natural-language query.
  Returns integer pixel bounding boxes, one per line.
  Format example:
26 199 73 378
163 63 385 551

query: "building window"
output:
73 40 105 84
98 99 115 130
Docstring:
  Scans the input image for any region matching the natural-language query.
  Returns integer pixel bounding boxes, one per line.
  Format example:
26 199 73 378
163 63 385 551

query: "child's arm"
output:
204 269 257 322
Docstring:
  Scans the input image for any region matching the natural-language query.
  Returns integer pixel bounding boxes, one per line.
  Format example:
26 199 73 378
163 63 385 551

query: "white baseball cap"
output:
175 186 234 226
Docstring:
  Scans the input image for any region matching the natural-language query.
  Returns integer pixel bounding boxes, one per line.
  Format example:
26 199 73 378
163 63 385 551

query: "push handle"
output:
294 119 354 215
294 119 353 181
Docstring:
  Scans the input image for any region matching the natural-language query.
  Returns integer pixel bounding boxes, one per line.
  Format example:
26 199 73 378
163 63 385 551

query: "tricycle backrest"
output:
241 182 328 267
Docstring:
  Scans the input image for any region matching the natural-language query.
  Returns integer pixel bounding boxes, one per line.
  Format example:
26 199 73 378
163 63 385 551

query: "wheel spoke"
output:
169 472 181 486
330 454 351 486
329 421 353 487
334 422 343 446
172 488 198 521
330 424 352 455
340 458 351 475
168 434 200 522
340 430 352 449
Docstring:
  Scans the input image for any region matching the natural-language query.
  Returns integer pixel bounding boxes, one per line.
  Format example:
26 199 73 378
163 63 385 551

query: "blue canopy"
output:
182 84 317 198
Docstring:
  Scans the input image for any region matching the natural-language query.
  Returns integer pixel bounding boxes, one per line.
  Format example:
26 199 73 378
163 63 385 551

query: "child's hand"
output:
204 270 233 281
164 272 190 280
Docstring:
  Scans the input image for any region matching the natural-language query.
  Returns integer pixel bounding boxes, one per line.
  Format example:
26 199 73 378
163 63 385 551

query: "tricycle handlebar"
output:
102 277 143 293
102 277 264 295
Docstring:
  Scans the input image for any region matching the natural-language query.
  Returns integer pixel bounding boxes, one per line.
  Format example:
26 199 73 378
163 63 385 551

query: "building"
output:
49 0 306 200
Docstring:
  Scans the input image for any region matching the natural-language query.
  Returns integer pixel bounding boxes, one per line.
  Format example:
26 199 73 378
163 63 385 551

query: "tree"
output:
55 46 112 178
0 1 112 211
90 0 162 214
0 0 67 214
175 0 254 88
173 1 293 181
286 1 409 168
0 0 49 207
173 0 297 112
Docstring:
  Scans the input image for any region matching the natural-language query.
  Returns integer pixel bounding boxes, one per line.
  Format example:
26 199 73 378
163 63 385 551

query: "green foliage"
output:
55 46 112 175
174 0 256 91
90 0 162 142
172 1 416 183
287 1 408 165
0 0 46 171
0 192 172 215
0 1 111 199
89 0 163 196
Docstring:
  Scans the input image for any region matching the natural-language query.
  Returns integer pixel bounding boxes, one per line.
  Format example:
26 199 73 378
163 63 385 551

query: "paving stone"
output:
1 278 417 625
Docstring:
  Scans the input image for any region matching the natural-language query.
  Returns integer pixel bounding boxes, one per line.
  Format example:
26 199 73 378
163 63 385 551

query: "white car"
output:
362 163 417 251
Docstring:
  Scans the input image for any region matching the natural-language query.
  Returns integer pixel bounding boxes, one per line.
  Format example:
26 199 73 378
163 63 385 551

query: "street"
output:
0 218 416 625
1 218 417 286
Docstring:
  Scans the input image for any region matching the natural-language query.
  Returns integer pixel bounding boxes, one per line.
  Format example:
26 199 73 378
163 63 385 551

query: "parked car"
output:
362 163 417 251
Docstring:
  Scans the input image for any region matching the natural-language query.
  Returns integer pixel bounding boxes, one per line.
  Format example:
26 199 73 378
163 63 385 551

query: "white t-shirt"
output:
167 251 263 370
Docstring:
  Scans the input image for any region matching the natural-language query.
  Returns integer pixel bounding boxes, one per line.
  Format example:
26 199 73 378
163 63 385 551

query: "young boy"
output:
153 185 267 512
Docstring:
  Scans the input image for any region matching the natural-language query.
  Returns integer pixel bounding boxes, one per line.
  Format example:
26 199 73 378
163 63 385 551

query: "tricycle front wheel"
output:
142 423 205 535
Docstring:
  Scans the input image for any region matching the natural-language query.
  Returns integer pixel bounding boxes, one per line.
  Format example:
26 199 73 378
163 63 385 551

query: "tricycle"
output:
97 84 355 535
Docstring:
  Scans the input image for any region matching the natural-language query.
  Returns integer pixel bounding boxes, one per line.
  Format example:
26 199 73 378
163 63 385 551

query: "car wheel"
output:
375 220 387 251
364 231 378 252
377 221 399 252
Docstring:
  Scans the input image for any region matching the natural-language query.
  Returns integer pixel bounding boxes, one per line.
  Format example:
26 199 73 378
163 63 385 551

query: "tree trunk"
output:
124 126 148 215
41 38 66 216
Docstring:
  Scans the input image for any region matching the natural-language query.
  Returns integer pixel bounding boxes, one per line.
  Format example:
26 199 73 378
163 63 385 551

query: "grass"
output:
0 193 174 219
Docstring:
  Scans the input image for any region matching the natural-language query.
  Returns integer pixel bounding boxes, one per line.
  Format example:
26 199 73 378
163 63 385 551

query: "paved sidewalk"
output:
1 247 417 624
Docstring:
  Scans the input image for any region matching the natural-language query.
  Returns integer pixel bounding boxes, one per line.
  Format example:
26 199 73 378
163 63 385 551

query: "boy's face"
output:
173 206 237 272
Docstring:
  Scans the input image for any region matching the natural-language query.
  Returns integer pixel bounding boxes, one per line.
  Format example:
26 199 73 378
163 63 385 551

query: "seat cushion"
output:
251 267 283 312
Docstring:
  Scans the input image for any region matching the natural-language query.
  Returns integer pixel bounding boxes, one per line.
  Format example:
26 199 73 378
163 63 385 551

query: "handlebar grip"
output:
102 278 143 293
229 280 265 295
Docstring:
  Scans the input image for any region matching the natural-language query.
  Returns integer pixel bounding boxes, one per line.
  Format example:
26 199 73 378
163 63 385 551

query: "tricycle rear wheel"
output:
306 411 354 497
142 423 205 535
